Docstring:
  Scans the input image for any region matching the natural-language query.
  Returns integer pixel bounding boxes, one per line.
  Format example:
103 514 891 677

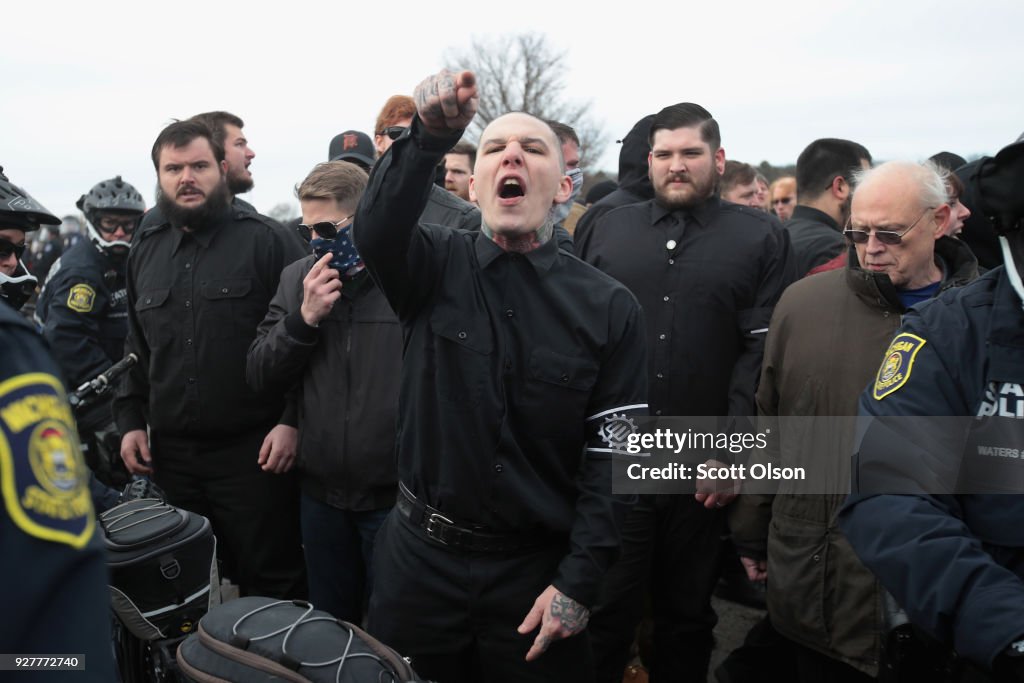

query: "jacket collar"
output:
790 205 840 232
845 236 979 312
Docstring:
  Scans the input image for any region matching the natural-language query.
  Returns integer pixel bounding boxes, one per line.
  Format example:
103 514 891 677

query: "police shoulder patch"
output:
0 373 94 548
67 283 96 313
873 332 927 400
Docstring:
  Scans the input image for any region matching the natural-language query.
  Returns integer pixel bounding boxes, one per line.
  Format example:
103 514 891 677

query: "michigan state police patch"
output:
67 283 96 313
873 333 926 400
0 372 94 548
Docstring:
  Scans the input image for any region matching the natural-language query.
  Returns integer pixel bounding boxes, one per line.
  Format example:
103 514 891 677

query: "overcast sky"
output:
4 0 1022 220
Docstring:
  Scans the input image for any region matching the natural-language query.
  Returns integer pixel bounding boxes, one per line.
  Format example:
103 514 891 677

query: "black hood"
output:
617 115 655 200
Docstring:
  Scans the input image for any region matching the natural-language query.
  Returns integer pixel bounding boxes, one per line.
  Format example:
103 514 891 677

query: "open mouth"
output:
498 178 525 199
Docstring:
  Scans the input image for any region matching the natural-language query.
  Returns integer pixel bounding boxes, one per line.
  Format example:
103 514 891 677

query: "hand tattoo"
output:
550 591 589 635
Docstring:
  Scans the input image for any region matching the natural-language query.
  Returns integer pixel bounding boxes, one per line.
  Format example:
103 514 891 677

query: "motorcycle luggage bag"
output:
176 597 425 682
101 498 219 641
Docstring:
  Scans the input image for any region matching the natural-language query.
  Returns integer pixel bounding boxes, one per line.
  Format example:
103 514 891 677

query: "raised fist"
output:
413 69 479 137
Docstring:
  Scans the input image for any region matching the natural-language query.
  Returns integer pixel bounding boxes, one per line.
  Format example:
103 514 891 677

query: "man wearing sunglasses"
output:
838 140 1024 681
374 94 481 232
730 160 977 681
1 169 59 313
248 160 398 624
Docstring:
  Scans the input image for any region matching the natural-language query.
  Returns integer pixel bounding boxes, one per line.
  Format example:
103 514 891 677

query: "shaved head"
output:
478 113 564 172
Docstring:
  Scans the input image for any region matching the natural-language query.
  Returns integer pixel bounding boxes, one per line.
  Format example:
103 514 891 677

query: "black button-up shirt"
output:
353 121 648 606
579 198 795 418
114 209 306 439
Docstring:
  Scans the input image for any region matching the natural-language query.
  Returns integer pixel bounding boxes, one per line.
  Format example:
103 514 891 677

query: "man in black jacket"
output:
247 160 398 622
115 120 307 600
580 102 796 682
787 138 872 277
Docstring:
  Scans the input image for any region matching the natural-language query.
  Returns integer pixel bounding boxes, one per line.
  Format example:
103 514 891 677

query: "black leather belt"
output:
395 482 546 553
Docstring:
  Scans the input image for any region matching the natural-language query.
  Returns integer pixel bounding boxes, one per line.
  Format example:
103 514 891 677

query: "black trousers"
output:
367 510 594 683
589 494 727 683
150 429 307 600
793 641 876 683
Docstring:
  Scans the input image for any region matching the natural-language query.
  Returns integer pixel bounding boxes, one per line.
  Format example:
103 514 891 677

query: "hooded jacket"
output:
573 115 655 253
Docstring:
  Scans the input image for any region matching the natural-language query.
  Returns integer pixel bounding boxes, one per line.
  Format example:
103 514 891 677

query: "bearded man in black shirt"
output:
354 69 648 683
115 119 307 600
579 103 796 682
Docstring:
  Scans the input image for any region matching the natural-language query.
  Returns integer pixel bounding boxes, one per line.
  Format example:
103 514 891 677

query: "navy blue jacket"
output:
36 239 128 389
839 267 1024 669
0 300 116 680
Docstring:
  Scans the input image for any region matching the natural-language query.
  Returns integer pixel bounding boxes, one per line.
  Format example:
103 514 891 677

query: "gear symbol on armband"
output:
599 413 638 452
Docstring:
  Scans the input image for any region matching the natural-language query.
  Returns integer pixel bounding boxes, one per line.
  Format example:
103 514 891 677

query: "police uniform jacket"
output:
0 300 116 680
36 239 128 388
246 259 399 512
113 208 306 440
353 119 649 608
729 236 977 675
839 266 1024 670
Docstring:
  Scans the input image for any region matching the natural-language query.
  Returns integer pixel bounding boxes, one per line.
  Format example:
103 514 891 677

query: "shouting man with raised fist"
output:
353 69 648 682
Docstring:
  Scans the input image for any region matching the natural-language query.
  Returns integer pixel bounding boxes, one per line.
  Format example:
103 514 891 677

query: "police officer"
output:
839 139 1024 681
0 167 116 681
36 177 144 487
0 169 41 314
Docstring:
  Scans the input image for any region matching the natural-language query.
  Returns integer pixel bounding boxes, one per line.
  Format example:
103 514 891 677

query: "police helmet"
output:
0 167 52 310
76 176 145 254
0 166 60 233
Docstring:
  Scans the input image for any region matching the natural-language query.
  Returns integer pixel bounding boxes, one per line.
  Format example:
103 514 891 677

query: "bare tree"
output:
267 202 298 223
445 33 606 169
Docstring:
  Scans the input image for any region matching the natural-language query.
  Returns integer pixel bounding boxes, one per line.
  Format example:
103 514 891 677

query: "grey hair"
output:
852 160 949 210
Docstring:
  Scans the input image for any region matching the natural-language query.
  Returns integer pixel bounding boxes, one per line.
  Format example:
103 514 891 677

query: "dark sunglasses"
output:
844 207 934 246
380 126 407 141
297 216 353 242
97 216 139 234
0 237 26 261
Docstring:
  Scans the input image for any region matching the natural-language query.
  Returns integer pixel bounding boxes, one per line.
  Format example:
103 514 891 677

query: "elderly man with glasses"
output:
728 159 978 682
373 94 481 231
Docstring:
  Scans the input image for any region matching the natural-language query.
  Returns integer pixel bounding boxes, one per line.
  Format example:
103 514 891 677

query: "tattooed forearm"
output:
550 591 590 635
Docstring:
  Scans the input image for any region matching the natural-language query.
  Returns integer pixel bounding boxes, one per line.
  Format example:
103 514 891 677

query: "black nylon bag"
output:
175 596 427 682
101 498 219 641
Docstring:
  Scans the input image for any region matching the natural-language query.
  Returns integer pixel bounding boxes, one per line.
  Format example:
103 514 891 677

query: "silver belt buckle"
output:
425 511 455 544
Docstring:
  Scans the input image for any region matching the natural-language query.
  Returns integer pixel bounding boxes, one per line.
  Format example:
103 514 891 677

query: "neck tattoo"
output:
481 220 554 254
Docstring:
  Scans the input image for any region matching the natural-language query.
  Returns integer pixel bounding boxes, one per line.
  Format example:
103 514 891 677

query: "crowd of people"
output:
2 65 1024 683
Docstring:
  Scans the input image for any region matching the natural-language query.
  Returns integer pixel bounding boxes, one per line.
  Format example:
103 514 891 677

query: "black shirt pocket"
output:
524 348 599 437
135 288 172 348
429 313 493 408
199 278 260 340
